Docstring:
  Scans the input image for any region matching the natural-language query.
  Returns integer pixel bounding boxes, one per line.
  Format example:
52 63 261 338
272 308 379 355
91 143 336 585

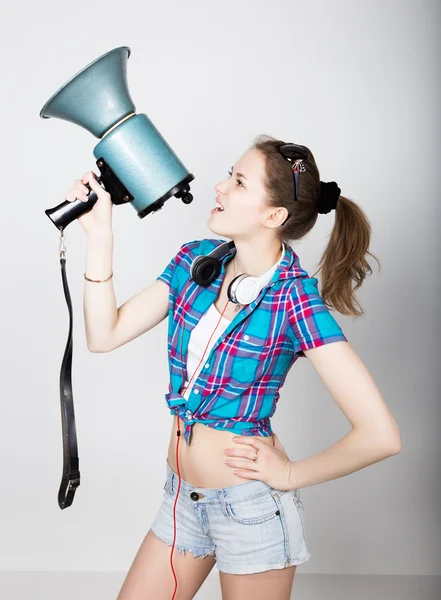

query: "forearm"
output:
287 427 399 491
83 230 117 351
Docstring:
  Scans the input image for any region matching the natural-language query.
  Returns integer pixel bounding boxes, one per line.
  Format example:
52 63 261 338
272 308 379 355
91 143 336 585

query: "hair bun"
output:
318 181 341 214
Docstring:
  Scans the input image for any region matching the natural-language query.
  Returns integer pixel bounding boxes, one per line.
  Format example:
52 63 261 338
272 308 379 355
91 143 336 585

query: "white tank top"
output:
182 303 230 400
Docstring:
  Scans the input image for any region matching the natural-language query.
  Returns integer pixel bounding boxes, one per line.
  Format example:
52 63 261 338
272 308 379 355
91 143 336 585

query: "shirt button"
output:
194 389 199 394
243 335 249 341
204 363 210 368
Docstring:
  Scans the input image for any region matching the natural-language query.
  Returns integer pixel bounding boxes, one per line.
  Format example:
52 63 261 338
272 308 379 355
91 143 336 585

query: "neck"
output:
230 239 284 278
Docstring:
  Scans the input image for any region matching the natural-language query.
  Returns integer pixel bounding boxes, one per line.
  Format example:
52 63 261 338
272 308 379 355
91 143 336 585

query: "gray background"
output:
0 0 439 596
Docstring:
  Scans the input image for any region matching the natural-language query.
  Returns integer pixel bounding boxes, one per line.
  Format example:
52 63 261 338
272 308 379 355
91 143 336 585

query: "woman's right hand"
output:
64 170 113 235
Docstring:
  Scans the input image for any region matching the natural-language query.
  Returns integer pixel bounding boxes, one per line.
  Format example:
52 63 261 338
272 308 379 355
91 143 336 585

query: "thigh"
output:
220 565 296 600
116 529 217 600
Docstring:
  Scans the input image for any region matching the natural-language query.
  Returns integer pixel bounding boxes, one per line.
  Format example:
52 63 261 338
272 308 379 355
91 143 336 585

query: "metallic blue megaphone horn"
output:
40 46 194 230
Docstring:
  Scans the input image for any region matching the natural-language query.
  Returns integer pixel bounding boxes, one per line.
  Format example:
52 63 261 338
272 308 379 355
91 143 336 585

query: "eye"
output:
228 169 244 187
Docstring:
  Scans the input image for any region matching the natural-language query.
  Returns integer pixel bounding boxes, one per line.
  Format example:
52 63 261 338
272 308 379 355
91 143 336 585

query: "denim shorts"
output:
149 459 311 575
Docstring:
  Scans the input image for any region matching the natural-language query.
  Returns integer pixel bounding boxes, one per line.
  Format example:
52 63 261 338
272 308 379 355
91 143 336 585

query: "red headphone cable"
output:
169 290 231 599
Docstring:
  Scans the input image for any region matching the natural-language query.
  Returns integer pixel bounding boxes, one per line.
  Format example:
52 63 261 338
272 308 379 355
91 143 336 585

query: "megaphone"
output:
41 47 195 510
41 45 194 230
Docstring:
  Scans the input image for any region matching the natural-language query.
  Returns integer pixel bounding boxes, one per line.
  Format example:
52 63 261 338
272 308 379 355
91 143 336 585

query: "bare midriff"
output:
165 259 275 488
166 416 275 488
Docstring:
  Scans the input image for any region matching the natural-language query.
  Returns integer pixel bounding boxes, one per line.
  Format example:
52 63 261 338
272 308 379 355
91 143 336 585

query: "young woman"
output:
65 135 401 600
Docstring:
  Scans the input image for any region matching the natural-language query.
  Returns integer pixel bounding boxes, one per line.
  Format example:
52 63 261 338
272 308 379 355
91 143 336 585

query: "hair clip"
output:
278 143 308 204
291 158 306 173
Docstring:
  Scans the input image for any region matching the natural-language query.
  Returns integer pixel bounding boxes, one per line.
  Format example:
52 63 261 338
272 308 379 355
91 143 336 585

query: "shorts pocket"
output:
226 490 280 525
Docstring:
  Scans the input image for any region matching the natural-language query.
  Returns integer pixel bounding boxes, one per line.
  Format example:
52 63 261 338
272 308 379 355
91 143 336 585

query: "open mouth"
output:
212 200 225 213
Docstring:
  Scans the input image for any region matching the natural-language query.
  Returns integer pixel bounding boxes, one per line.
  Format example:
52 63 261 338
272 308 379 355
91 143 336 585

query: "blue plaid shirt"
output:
156 238 348 445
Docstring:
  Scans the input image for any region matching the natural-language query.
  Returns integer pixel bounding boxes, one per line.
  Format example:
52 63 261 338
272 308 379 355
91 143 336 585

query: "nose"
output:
214 178 228 195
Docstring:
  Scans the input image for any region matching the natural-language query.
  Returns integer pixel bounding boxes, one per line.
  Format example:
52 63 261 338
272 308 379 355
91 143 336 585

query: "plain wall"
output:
0 0 439 576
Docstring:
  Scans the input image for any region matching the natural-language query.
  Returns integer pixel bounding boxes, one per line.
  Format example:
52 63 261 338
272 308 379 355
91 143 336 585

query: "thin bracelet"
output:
84 272 113 283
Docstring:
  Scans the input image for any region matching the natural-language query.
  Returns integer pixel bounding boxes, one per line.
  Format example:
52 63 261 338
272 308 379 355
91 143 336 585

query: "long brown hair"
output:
252 134 380 318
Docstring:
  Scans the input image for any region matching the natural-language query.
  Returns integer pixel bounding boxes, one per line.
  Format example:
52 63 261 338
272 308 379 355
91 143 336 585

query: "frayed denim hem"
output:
150 528 216 560
218 551 312 575
285 551 312 567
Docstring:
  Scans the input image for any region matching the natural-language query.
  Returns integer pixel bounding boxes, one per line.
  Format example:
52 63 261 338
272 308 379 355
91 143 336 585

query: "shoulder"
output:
278 274 321 301
177 237 226 261
284 275 332 318
172 237 226 275
283 275 347 355
157 238 227 290
288 275 322 301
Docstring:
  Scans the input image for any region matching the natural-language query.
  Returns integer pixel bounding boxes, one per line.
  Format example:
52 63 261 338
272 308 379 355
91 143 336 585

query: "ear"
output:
268 206 289 227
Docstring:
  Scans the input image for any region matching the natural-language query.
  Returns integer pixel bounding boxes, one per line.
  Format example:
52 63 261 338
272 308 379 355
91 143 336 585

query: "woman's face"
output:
209 148 276 240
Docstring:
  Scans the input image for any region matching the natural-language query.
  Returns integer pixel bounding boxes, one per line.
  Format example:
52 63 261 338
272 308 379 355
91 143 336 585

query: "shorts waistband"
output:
165 459 276 504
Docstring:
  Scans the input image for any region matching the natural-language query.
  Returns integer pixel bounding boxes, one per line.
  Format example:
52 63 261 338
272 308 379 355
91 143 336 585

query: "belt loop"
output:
218 489 229 517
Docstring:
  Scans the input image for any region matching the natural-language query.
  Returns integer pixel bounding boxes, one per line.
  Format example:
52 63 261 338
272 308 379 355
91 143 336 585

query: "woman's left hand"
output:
225 432 295 491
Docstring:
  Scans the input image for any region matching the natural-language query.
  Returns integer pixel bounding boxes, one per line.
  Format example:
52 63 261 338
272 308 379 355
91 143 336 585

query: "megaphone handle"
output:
45 177 104 230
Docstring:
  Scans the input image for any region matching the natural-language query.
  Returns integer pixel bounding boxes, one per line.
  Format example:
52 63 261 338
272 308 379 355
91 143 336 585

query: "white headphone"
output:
191 241 285 305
